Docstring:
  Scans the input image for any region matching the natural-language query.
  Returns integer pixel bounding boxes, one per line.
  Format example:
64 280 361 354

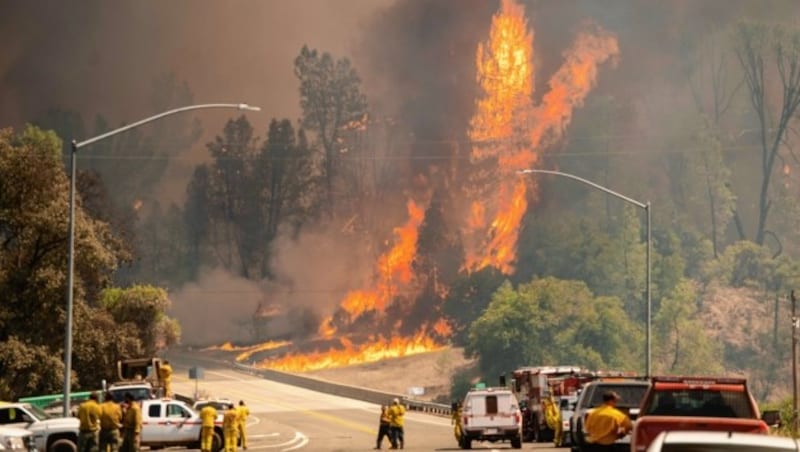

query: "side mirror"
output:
761 410 781 427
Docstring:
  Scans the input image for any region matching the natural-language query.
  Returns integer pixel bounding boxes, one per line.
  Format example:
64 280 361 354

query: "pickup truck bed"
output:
631 376 769 452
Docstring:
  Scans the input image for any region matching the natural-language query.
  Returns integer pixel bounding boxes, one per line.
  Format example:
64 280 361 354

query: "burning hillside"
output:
231 0 619 373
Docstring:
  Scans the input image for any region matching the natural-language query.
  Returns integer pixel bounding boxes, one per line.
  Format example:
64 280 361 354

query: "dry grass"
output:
306 347 474 402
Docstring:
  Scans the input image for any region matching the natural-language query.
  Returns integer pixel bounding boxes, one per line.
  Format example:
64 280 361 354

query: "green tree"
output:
100 285 180 357
465 277 642 380
0 125 141 394
294 45 368 218
652 278 723 374
443 268 505 344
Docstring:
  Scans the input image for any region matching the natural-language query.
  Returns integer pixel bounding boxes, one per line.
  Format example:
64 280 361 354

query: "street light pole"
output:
518 168 652 377
63 103 260 416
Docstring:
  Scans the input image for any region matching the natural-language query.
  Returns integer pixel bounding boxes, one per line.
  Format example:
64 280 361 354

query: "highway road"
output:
166 356 567 451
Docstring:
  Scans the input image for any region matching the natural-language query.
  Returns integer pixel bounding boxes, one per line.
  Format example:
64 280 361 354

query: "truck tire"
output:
212 429 223 452
460 434 471 450
48 438 77 452
511 435 522 449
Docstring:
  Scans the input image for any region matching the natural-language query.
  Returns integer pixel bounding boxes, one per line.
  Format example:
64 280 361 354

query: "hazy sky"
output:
0 0 393 129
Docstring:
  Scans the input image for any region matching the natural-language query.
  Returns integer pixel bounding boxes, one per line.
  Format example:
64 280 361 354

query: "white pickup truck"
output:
0 402 79 452
0 425 36 451
140 399 224 451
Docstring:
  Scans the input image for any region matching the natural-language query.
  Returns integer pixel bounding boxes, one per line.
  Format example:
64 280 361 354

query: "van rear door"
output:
467 393 517 431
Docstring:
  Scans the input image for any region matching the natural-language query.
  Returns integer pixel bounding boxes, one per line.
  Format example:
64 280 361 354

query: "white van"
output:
460 387 522 449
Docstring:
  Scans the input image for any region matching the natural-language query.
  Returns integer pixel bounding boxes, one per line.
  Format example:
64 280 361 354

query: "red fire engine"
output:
511 365 596 442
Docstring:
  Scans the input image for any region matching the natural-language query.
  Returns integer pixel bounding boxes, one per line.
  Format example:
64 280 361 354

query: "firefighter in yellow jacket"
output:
543 394 563 447
120 393 141 452
451 402 462 443
78 392 102 452
99 393 122 452
158 361 173 397
223 404 239 452
236 400 249 450
387 398 405 449
199 404 218 452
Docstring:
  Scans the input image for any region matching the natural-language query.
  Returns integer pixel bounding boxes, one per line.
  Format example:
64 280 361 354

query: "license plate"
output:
485 428 498 434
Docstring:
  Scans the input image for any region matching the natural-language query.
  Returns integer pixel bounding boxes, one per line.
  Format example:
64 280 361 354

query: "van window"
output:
486 396 498 414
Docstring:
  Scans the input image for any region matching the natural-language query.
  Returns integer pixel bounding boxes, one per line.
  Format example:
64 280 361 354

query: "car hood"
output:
28 417 80 432
0 427 32 438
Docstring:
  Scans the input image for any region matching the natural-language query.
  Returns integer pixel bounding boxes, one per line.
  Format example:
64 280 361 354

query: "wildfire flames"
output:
465 0 619 274
204 341 292 360
213 0 619 373
318 199 426 339
258 331 444 373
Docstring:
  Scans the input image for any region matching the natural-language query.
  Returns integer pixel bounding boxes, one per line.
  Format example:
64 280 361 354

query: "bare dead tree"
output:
734 22 800 246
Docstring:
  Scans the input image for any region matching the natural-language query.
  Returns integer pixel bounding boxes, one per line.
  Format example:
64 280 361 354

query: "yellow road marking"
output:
173 367 377 435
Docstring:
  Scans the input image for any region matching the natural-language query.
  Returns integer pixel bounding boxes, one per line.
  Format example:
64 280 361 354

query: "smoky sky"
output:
0 0 391 130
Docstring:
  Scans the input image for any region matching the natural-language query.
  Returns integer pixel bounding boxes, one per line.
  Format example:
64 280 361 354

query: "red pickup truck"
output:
631 376 772 452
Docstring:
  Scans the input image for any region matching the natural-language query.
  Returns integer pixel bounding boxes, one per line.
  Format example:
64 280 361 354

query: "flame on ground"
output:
464 0 619 274
258 331 444 373
320 199 426 339
234 340 292 362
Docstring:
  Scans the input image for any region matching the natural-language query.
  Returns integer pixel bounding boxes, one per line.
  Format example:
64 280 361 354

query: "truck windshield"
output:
25 405 51 421
645 389 754 418
589 385 649 409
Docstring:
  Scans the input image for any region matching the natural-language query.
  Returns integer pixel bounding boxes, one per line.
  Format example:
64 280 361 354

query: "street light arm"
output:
518 167 652 378
63 101 260 417
74 103 261 149
518 169 647 209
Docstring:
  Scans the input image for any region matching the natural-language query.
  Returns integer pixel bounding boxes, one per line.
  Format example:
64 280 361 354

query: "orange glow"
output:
318 316 337 339
234 340 292 362
202 342 239 351
433 318 453 337
258 330 443 373
529 25 619 148
336 199 425 322
205 340 292 359
465 0 619 274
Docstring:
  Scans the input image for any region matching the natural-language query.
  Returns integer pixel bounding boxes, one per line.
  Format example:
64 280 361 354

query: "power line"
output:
54 143 767 161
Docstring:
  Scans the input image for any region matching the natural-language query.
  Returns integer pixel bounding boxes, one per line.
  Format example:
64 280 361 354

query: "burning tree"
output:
464 0 619 274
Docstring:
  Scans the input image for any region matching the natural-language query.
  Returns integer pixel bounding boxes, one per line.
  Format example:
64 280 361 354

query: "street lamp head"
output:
517 169 533 175
237 103 262 112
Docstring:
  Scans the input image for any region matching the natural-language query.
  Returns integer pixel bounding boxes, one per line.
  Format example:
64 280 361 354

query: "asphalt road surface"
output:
168 356 568 452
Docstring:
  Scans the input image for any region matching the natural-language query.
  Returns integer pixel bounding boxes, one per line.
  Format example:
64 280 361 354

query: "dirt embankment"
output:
306 347 474 403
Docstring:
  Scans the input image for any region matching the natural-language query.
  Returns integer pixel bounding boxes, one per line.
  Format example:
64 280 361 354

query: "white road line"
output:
248 433 279 439
246 431 306 450
281 432 309 451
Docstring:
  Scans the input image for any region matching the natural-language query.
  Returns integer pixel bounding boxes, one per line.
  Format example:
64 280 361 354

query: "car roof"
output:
652 431 799 449
193 399 232 406
465 388 514 397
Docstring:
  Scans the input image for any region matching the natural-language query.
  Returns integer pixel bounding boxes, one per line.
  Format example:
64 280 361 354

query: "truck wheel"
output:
460 435 471 450
49 438 77 452
511 435 522 449
212 430 223 452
